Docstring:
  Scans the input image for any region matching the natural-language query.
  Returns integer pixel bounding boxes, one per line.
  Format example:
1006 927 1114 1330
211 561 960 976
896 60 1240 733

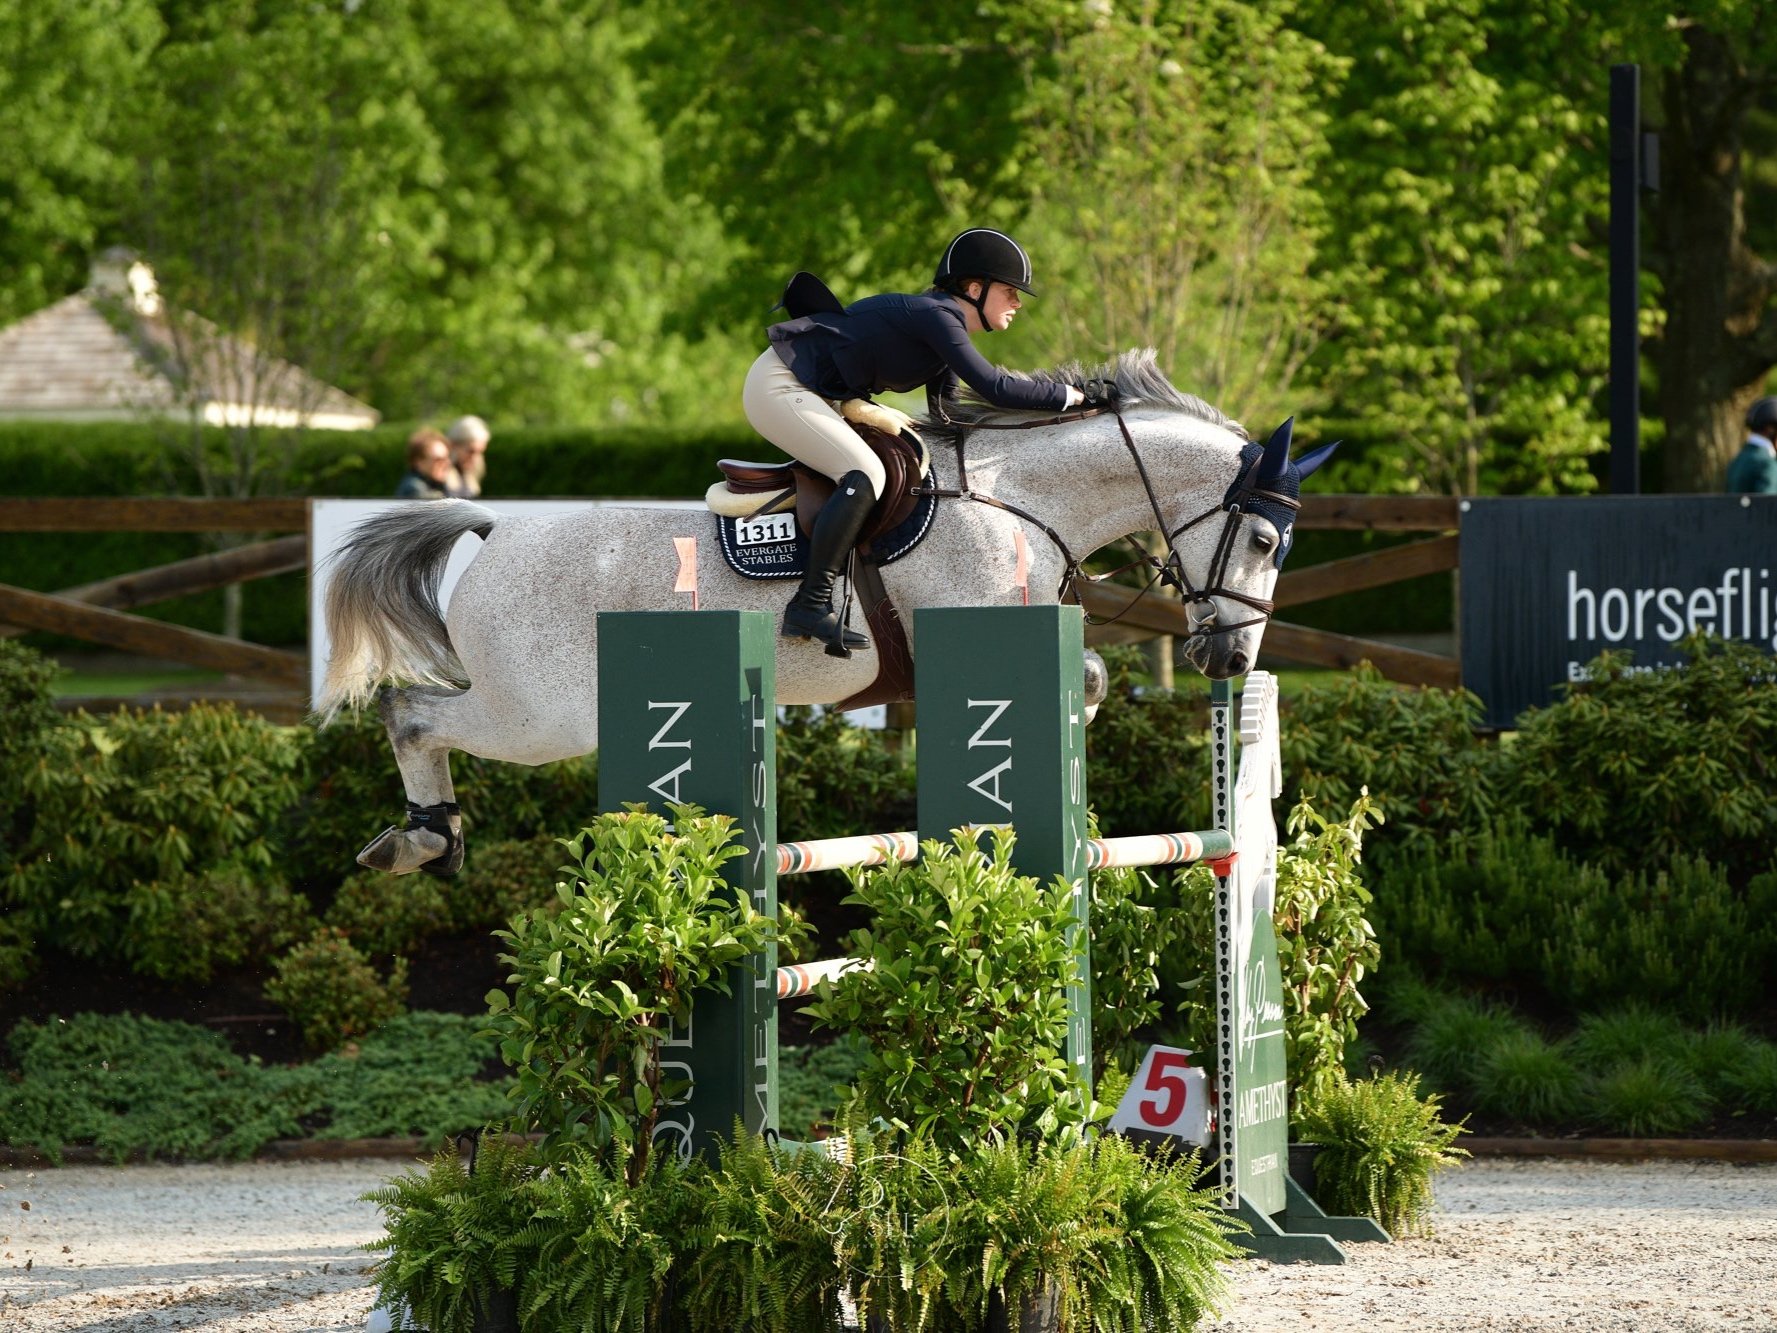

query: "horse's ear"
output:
1258 417 1294 482
1293 440 1340 481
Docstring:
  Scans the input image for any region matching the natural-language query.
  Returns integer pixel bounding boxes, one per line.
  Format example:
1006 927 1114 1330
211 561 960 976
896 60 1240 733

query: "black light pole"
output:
1609 64 1643 495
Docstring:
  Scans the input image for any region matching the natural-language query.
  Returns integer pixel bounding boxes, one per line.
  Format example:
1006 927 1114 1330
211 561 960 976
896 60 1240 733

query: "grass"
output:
53 669 226 697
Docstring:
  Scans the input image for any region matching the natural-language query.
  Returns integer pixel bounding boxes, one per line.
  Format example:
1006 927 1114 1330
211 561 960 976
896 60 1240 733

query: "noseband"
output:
917 404 1298 642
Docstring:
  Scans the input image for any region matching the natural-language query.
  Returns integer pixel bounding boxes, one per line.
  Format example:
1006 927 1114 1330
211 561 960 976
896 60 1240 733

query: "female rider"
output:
743 228 1090 653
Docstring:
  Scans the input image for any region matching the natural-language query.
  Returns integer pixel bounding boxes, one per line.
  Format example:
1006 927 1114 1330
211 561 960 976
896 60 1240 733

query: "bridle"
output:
913 401 1299 641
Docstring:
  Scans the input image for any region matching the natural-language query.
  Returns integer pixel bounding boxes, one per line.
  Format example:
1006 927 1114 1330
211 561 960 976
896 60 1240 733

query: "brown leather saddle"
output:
713 422 926 710
714 422 926 558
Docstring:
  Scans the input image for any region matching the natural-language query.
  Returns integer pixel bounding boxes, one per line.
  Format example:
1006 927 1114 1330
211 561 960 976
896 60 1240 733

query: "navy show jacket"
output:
767 291 1069 420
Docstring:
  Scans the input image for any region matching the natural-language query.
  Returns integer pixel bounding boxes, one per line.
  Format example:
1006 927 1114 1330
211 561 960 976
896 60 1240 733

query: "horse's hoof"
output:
356 825 449 875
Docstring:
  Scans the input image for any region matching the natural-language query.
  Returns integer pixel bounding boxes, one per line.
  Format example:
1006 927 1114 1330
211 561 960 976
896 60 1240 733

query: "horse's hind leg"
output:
355 685 467 876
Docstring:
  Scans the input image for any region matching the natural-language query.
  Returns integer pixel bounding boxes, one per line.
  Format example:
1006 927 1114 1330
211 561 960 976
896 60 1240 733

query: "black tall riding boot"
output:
782 470 874 655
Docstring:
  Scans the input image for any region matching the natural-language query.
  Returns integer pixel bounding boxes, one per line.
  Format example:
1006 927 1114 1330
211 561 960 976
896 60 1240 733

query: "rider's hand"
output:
1082 378 1119 410
1064 386 1086 409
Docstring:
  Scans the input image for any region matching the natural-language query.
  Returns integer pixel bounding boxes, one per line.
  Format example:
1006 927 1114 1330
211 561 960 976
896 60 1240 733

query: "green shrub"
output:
1568 1004 1693 1073
1377 826 1777 1023
1500 634 1777 879
1588 1057 1711 1137
5 704 303 961
1280 664 1496 853
1371 817 1575 987
1295 1070 1468 1237
1271 795 1383 1109
1088 856 1175 1082
1084 647 1213 836
804 829 1086 1155
1682 1024 1767 1107
777 1037 871 1138
0 1013 305 1164
267 927 410 1052
486 807 776 1180
1401 993 1533 1100
685 1131 849 1332
125 865 315 985
0 640 64 822
0 1011 506 1162
325 868 453 957
1058 1134 1242 1331
1547 857 1776 1022
1722 1042 1777 1116
1473 1031 1585 1127
524 1149 689 1333
449 834 569 932
0 916 35 991
299 1012 508 1142
774 706 913 843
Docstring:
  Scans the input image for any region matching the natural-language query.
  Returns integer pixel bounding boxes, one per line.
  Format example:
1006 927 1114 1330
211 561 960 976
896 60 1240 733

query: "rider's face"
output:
965 280 1024 332
982 281 1023 331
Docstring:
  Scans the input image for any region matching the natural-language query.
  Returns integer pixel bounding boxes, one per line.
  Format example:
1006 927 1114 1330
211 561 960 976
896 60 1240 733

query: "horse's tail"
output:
316 500 498 723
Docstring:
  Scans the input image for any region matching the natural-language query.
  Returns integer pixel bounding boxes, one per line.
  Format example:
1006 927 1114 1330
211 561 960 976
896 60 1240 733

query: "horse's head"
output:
1170 416 1337 679
938 349 1335 680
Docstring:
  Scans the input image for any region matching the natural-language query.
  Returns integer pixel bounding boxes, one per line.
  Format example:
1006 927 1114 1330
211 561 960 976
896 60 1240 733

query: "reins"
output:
913 404 1299 640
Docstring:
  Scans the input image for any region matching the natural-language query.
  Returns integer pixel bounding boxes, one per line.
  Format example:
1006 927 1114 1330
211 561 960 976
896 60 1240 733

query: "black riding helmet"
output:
934 228 1036 333
1747 396 1777 434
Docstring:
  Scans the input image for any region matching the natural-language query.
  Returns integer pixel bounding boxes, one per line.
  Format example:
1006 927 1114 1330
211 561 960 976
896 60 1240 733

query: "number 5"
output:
1139 1051 1193 1128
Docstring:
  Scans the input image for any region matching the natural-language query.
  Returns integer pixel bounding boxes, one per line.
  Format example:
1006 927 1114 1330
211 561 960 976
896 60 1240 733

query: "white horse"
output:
319 350 1333 874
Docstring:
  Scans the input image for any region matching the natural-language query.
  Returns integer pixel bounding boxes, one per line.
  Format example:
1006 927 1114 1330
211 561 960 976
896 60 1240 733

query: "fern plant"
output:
683 1129 847 1333
363 1133 545 1333
1081 1135 1242 1333
522 1148 691 1333
1294 1070 1468 1238
833 1127 969 1331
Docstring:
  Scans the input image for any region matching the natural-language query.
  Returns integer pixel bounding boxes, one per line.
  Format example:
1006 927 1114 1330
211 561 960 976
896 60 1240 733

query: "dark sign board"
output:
1460 496 1777 728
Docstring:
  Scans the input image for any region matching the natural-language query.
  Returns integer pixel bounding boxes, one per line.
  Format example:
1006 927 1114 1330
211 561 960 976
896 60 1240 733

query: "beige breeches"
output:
742 349 886 499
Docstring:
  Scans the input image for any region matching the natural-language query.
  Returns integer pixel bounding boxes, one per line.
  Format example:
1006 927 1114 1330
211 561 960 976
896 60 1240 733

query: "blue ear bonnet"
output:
1224 441 1301 569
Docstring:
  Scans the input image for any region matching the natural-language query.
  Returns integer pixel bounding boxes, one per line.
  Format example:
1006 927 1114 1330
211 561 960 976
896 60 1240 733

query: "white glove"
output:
840 397 918 440
1064 385 1086 409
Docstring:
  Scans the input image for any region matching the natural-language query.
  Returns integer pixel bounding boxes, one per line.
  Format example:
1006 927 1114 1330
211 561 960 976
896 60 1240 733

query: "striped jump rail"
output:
775 957 870 999
774 829 1235 877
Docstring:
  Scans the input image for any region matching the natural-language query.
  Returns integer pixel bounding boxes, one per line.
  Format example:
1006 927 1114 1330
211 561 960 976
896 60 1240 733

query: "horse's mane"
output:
934 347 1249 441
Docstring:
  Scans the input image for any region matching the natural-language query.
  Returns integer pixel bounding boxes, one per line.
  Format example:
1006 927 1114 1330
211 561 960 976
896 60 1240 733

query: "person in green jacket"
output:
1725 396 1777 494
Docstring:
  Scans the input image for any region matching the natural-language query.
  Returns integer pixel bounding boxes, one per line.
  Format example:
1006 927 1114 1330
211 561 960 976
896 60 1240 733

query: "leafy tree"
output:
0 0 161 327
642 0 1035 324
1013 0 1340 425
379 0 736 425
1637 11 1777 490
1296 0 1611 496
123 5 436 498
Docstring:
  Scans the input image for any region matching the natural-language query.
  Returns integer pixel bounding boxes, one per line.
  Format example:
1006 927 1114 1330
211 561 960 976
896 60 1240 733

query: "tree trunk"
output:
1650 27 1777 492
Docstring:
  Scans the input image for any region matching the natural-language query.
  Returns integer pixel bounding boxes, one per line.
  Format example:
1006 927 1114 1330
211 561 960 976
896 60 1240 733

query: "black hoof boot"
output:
411 800 464 877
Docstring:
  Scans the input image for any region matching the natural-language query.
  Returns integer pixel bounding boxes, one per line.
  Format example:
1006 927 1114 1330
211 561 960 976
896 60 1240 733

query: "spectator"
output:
1726 396 1777 495
446 415 491 498
395 428 453 499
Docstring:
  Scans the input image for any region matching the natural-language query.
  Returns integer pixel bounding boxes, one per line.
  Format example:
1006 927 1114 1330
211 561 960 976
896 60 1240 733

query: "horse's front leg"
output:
354 685 464 876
